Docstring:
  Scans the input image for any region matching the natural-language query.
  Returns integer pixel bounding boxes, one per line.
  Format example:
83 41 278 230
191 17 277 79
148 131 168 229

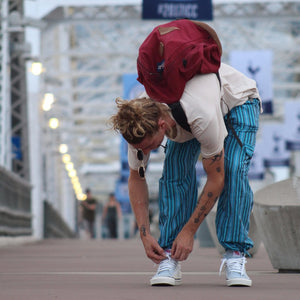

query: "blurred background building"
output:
0 0 300 240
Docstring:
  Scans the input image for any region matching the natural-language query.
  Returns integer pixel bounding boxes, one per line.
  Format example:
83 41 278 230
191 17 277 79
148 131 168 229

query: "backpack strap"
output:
168 101 191 132
224 111 243 148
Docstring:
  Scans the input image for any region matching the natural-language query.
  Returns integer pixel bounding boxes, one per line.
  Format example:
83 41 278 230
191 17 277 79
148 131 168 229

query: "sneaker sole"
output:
150 276 182 286
227 278 252 287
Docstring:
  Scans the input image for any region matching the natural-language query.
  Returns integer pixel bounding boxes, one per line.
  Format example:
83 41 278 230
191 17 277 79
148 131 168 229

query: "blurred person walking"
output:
102 193 122 239
81 188 97 239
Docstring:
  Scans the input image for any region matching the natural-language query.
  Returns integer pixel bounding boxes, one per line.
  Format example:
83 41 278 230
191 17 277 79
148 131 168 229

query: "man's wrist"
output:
182 222 198 237
139 224 149 238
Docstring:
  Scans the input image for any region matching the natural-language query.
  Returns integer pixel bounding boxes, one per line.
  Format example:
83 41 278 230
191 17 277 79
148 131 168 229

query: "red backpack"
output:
137 19 222 104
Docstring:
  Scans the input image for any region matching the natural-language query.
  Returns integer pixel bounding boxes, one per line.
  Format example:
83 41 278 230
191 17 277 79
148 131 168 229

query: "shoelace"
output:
157 254 178 274
219 256 247 276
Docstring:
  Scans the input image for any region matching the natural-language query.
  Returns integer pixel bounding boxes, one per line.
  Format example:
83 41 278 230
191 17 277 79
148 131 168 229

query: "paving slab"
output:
0 238 299 300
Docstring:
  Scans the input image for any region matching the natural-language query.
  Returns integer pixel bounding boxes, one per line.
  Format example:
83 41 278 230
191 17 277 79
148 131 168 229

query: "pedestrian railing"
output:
44 201 76 238
0 166 32 236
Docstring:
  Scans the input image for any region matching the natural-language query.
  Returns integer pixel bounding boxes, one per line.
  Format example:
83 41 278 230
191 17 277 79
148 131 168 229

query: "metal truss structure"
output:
0 0 30 180
0 0 9 168
39 1 300 201
214 0 300 20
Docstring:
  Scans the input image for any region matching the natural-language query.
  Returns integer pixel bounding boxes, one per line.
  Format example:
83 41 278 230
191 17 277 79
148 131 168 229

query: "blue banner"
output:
260 123 290 168
12 136 22 160
229 50 274 114
122 74 145 100
248 141 265 180
142 0 213 21
284 101 300 151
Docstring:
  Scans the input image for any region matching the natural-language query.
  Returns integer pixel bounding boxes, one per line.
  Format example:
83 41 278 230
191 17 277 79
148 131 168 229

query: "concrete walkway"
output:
0 238 299 300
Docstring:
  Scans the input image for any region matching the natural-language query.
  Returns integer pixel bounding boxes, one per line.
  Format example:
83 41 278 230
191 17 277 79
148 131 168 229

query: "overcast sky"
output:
24 0 296 19
25 0 142 18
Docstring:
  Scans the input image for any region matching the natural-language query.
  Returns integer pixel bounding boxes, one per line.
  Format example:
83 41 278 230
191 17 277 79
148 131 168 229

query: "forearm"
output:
183 179 222 235
128 169 150 238
182 150 225 236
129 169 166 263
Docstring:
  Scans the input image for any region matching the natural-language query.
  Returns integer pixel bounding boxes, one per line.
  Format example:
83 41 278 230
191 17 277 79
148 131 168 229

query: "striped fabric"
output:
158 139 201 249
216 98 260 252
158 99 260 252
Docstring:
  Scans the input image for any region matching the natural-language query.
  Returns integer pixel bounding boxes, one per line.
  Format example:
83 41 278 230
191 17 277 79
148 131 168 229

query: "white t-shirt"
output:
128 63 261 169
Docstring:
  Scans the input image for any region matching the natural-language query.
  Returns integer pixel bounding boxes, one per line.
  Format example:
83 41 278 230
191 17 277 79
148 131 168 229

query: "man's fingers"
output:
171 242 177 257
149 251 166 264
171 246 181 260
155 247 166 257
172 252 188 261
171 245 190 261
146 245 166 264
151 254 165 264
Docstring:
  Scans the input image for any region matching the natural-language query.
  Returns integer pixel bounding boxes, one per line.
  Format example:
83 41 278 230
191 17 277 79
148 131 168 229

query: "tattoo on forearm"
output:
203 151 223 165
210 151 223 165
196 190 204 207
140 225 147 236
194 191 215 224
194 211 208 224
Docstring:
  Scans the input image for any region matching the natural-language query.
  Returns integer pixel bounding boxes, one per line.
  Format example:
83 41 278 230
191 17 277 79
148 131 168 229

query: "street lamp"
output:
59 144 68 154
65 162 74 171
48 117 59 129
62 154 71 164
42 93 55 111
30 61 44 75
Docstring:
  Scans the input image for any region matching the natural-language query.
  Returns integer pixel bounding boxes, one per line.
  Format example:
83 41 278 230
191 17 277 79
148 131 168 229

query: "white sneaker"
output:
219 250 252 287
150 251 182 286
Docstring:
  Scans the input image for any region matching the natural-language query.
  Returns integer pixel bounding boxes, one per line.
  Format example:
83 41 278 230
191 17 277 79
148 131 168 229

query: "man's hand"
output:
171 228 194 261
141 234 166 264
128 168 166 264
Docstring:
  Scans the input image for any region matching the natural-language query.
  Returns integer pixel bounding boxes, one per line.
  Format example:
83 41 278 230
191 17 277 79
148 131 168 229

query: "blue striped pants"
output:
158 99 260 252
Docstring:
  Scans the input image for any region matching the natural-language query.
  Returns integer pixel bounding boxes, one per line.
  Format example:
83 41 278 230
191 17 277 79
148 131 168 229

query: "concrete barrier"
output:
0 236 37 248
206 203 261 257
253 177 300 272
0 166 32 237
44 201 76 238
